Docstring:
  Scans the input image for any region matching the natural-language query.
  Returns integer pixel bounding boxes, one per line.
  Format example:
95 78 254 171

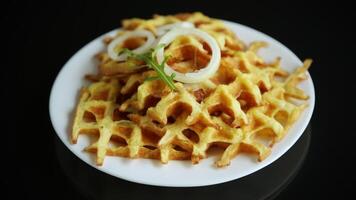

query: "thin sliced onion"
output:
156 22 194 36
156 27 221 83
108 30 155 61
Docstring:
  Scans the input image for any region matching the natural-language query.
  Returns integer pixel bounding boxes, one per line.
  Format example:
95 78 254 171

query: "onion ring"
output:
108 29 155 61
156 27 221 83
156 22 194 36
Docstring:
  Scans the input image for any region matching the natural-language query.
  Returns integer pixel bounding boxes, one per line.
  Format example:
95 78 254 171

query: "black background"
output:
4 0 354 199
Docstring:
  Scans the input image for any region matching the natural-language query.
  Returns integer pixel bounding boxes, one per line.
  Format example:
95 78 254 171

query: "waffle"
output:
71 12 311 167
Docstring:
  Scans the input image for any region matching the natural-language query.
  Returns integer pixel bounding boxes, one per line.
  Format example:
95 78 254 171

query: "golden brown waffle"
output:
71 12 311 167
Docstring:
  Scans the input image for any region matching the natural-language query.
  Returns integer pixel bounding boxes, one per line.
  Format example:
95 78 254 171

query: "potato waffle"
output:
72 12 311 167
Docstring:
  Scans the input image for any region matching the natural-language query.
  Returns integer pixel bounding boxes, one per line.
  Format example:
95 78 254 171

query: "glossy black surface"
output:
6 0 352 199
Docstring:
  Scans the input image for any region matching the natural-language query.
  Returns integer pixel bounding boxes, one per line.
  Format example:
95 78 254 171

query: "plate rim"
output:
49 19 315 187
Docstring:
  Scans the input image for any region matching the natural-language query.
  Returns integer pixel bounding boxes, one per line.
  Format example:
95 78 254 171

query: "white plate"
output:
49 20 315 187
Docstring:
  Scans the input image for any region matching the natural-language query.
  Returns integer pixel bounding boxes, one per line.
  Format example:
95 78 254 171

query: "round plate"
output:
49 20 315 187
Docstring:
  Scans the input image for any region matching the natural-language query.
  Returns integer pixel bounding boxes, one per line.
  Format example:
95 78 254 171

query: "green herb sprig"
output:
121 44 176 91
